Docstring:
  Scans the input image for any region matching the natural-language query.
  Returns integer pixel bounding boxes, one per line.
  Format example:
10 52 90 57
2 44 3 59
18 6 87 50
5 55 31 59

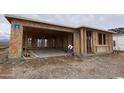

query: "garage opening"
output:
23 26 73 58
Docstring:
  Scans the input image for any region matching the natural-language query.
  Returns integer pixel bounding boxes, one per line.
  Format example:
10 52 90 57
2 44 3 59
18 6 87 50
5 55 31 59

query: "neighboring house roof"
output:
5 14 115 33
109 28 124 34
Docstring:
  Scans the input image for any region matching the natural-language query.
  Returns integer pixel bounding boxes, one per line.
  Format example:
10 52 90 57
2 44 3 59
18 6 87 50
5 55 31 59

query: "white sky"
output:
0 14 124 40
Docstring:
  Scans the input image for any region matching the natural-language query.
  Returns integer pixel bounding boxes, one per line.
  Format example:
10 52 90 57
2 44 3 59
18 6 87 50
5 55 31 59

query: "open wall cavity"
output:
23 26 73 51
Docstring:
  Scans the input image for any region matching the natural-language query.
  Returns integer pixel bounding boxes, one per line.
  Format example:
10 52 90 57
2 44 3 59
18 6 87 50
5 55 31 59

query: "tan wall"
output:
9 21 23 58
12 19 75 33
92 31 97 53
109 34 113 53
95 32 113 54
80 28 87 55
73 31 80 55
80 28 113 55
8 18 113 58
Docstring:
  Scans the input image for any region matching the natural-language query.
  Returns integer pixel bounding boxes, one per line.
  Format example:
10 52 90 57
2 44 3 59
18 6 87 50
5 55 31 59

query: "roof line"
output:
5 14 76 29
4 14 115 33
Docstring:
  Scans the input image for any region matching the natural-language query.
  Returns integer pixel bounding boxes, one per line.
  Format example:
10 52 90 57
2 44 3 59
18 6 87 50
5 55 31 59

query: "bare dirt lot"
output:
0 49 124 79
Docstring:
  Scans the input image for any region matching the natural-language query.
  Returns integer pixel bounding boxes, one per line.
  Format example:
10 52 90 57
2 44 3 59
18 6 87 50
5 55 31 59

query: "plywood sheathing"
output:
80 28 84 55
7 17 114 58
83 28 87 54
94 31 113 54
80 28 87 55
109 34 113 53
73 31 80 55
13 19 76 33
92 31 97 53
9 21 23 58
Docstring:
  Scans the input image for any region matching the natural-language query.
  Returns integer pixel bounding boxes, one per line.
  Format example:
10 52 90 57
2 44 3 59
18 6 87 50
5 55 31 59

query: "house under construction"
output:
5 15 114 59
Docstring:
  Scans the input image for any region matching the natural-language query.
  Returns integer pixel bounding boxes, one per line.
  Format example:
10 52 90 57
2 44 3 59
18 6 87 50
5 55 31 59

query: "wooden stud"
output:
73 31 80 55
9 21 23 58
80 28 84 55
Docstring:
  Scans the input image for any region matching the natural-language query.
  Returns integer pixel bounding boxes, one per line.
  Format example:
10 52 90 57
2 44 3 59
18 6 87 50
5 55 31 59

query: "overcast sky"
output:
0 14 124 40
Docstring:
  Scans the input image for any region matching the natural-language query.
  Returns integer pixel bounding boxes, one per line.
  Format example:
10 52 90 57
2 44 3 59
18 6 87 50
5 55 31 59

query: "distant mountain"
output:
0 38 9 42
0 38 9 46
0 35 9 41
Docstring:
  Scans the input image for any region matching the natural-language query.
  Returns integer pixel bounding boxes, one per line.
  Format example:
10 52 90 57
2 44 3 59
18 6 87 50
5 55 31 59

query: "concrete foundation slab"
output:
31 48 67 58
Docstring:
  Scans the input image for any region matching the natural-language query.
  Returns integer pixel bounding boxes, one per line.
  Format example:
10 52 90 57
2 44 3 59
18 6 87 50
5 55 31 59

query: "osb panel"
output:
73 31 80 55
9 22 23 58
92 31 97 53
11 19 76 33
80 28 84 54
96 46 110 53
109 34 113 53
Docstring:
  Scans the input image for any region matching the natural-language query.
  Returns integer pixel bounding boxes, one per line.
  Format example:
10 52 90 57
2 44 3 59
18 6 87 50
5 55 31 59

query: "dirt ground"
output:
0 49 124 79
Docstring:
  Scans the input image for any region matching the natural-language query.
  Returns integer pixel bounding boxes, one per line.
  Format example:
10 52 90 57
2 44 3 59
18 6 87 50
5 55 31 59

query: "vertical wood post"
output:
92 31 97 53
80 28 84 55
84 28 87 54
109 34 113 53
9 21 23 58
73 31 80 55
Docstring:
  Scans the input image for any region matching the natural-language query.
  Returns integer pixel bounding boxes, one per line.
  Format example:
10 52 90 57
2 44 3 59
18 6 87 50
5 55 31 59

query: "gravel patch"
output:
0 50 124 79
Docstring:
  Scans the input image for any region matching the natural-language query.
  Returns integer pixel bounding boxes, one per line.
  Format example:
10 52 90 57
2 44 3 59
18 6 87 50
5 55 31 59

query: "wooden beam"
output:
73 31 80 55
9 21 23 58
83 28 87 53
109 34 113 53
11 19 76 33
92 31 97 53
80 28 84 55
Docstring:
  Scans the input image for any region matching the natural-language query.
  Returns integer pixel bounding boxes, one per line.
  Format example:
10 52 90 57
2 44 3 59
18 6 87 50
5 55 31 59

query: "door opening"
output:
87 31 93 53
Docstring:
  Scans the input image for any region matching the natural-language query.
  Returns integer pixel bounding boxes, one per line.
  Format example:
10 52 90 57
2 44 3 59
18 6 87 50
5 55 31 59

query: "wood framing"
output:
73 31 80 55
5 15 114 59
9 21 23 58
